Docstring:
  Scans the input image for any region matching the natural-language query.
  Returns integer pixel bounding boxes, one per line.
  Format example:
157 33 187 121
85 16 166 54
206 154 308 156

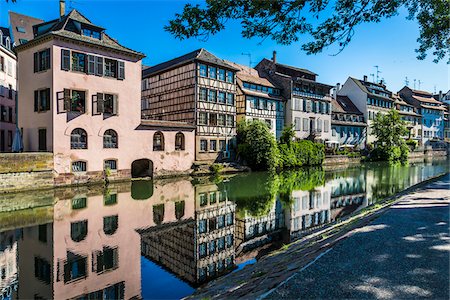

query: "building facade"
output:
255 53 333 142
226 61 285 139
15 9 195 184
398 86 445 146
142 49 238 162
0 27 17 152
330 95 367 149
392 93 422 142
338 76 395 144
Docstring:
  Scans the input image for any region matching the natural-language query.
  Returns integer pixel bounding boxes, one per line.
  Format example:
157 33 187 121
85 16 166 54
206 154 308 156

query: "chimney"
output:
335 83 341 99
439 90 443 101
272 51 277 64
59 0 66 18
363 75 368 82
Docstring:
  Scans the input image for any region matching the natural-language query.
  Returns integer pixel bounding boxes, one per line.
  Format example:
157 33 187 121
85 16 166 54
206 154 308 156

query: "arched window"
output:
71 128 87 149
5 37 10 50
175 132 185 150
153 131 164 151
103 129 118 148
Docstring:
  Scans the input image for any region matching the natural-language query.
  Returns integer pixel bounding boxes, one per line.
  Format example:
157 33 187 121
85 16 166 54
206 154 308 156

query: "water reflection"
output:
0 158 447 299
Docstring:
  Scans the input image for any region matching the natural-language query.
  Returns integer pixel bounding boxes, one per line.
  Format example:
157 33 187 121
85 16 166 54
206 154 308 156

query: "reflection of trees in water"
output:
226 168 325 217
175 201 185 220
153 204 164 226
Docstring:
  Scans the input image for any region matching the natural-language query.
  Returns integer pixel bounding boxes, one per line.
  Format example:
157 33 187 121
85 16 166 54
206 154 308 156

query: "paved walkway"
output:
267 174 450 299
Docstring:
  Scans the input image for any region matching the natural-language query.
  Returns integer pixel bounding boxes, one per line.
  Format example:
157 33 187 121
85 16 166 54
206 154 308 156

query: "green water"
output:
0 158 448 299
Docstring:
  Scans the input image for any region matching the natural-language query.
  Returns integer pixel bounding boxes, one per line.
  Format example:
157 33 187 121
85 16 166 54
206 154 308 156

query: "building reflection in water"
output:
0 158 447 299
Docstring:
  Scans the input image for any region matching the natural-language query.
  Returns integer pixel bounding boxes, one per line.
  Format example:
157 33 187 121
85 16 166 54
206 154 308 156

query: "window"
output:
209 113 217 126
16 26 26 33
225 213 233 226
199 112 208 125
71 128 87 149
103 129 118 149
104 193 117 206
209 192 216 204
0 56 3 72
199 193 207 206
199 243 207 258
103 215 118 235
72 160 87 172
153 131 164 151
210 140 217 151
218 91 226 103
324 120 329 132
61 49 70 70
104 59 117 77
101 93 117 115
303 118 309 131
104 159 117 171
72 52 86 72
208 90 217 102
218 114 225 126
34 257 51 284
175 132 185 150
208 66 217 79
218 68 225 81
199 88 207 101
34 88 50 112
265 119 272 129
95 56 103 76
226 93 234 105
71 220 88 242
295 117 301 131
199 219 207 233
219 140 226 151
63 89 86 113
93 247 118 274
72 197 87 209
226 115 234 127
226 70 234 83
34 49 50 72
199 64 207 77
226 234 233 248
200 139 207 151
217 237 225 250
82 27 101 40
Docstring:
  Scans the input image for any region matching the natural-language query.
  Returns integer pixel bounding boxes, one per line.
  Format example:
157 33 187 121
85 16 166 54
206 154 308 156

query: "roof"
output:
349 77 393 101
137 119 196 131
331 96 363 115
143 48 238 77
15 9 144 58
274 61 317 76
9 11 43 45
420 104 446 111
331 120 367 127
226 61 275 87
411 88 432 96
392 94 414 107
412 95 442 105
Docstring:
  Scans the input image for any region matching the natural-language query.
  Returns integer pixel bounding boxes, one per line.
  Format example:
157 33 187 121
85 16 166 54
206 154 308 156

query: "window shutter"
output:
97 93 104 114
87 55 95 75
112 95 118 115
45 88 51 110
0 56 4 72
33 52 38 72
117 61 125 80
34 90 39 112
61 49 70 71
95 56 103 76
63 89 71 111
45 49 50 70
56 91 65 113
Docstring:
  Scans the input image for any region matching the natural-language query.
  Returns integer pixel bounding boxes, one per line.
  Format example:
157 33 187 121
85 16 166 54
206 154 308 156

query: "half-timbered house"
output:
142 49 238 162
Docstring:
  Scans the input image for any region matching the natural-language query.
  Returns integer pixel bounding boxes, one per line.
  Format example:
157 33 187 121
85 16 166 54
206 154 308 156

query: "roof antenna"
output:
413 79 416 89
241 52 253 70
418 80 422 90
404 76 409 87
370 73 375 83
374 65 381 83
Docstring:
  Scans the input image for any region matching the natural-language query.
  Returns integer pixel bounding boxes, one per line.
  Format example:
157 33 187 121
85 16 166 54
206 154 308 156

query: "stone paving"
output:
189 173 449 299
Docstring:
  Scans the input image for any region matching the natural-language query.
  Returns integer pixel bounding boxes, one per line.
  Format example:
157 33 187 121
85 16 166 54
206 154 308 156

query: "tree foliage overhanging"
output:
165 0 450 63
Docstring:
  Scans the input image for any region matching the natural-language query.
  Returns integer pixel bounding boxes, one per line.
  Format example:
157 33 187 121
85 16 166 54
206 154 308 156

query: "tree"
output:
236 119 279 171
370 109 410 163
279 124 295 145
166 0 449 63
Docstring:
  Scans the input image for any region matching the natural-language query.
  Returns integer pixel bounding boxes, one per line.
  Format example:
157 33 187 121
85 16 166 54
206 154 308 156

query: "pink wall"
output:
18 39 195 178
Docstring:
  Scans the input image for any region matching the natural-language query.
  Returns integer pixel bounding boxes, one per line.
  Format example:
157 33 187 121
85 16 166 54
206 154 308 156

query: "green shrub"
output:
278 140 325 168
209 163 223 174
405 139 418 150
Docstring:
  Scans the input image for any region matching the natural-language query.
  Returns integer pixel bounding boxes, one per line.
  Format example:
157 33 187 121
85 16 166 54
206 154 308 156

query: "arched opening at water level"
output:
131 159 153 179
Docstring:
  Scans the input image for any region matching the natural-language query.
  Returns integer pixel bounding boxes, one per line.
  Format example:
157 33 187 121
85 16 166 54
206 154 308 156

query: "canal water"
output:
0 158 448 299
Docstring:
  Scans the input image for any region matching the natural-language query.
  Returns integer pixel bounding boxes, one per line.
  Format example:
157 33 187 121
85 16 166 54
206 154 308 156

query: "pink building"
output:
0 27 17 152
15 8 195 184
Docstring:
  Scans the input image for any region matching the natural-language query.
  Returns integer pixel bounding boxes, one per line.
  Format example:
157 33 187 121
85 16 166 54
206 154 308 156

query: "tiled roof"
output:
15 9 144 58
349 77 393 101
226 61 275 87
331 120 367 127
412 95 442 105
275 61 317 76
143 48 238 77
420 104 446 111
411 89 432 96
9 11 43 45
331 96 363 115
138 119 196 131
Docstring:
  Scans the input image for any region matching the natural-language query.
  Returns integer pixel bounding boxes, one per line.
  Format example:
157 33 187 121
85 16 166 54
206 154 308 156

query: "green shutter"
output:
34 90 39 112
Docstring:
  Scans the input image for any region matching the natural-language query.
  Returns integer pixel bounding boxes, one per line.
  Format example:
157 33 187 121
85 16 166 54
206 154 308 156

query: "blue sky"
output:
1 0 448 93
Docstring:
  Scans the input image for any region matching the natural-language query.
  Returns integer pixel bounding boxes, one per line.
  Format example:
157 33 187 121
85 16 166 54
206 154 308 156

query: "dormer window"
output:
16 26 26 33
82 28 101 40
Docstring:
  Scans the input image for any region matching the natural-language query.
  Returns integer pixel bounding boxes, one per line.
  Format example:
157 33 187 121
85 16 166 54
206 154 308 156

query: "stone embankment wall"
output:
323 155 361 167
0 153 54 193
